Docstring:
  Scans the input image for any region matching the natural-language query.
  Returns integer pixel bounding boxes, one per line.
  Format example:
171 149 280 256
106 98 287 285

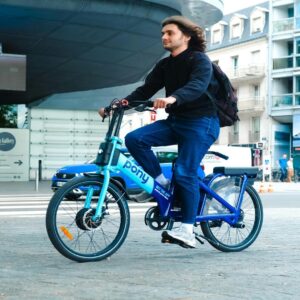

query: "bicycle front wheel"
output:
200 184 263 252
46 176 130 262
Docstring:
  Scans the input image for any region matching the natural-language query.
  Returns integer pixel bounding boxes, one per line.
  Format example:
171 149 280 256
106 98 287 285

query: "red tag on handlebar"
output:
121 99 129 106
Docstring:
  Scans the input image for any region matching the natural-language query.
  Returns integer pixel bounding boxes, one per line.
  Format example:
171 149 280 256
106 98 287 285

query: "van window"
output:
156 151 178 163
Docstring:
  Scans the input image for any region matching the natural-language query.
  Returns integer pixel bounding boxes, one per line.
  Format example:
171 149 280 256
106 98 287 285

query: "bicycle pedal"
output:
209 220 223 228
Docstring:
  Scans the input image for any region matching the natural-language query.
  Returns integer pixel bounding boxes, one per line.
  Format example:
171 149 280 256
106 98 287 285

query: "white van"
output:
203 145 252 175
152 145 252 176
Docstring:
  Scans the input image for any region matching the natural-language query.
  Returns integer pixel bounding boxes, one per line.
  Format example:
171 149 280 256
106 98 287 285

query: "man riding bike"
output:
99 16 220 248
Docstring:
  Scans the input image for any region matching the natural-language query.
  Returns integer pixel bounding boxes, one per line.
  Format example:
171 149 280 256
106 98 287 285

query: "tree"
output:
0 105 17 128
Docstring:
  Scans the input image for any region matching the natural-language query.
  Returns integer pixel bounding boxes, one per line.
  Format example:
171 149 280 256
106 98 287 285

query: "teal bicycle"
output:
46 99 263 262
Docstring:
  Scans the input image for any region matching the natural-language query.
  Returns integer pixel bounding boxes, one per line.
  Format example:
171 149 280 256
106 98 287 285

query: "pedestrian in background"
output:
287 157 294 182
279 153 288 182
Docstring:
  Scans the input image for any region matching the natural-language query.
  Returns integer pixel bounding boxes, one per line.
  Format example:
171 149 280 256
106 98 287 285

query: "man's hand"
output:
98 107 106 118
98 99 129 119
153 96 176 109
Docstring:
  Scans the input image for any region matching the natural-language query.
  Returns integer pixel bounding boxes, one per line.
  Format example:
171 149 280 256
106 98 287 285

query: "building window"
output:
253 85 260 100
212 29 221 44
231 23 241 39
251 50 261 64
250 117 260 142
233 122 239 135
251 16 262 33
252 117 260 134
231 56 239 76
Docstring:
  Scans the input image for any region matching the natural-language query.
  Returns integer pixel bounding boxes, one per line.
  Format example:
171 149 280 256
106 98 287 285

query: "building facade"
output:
206 2 270 168
270 0 300 170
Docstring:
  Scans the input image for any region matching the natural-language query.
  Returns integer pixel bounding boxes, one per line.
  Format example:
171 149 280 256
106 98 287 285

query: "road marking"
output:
0 194 154 218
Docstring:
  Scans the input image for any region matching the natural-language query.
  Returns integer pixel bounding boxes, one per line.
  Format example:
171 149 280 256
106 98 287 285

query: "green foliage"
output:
0 105 17 128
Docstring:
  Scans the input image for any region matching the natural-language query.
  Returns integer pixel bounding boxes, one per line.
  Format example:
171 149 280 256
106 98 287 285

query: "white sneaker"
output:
162 226 196 248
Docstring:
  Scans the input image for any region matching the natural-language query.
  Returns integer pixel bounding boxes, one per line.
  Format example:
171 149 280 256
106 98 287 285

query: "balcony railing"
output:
228 132 239 144
249 131 260 143
272 94 293 107
273 56 293 69
273 0 294 5
273 17 294 33
238 97 265 112
227 65 265 81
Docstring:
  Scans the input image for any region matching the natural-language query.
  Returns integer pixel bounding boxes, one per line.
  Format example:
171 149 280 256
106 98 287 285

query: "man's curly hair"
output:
162 15 206 52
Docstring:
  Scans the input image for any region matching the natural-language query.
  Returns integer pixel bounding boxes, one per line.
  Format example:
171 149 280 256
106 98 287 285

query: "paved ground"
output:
0 180 298 195
0 180 299 299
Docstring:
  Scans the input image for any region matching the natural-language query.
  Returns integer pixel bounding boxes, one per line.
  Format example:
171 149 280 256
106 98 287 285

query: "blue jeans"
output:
125 115 220 224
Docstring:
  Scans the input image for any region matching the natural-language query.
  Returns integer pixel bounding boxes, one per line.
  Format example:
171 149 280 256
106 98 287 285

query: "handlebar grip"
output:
134 100 154 112
207 151 229 160
145 100 154 107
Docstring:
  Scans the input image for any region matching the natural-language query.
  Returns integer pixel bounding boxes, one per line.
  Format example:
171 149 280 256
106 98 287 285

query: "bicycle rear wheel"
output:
46 176 130 262
200 183 263 252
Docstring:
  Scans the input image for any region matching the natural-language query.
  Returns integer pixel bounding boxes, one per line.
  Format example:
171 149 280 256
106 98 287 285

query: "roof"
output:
0 0 223 106
207 2 269 51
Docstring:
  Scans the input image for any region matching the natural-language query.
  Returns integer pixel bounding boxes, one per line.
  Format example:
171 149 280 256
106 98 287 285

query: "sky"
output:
223 0 268 14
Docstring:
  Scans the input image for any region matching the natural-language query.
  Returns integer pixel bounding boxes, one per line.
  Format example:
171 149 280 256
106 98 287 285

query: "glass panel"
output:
288 41 293 55
254 85 260 99
296 0 300 17
288 7 294 18
273 57 293 69
296 17 300 29
295 94 300 105
296 76 300 92
296 38 300 54
273 18 294 33
296 56 300 66
252 117 260 133
272 95 293 107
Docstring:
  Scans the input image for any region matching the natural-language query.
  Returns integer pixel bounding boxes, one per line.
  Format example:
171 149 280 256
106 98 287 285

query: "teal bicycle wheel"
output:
46 176 130 262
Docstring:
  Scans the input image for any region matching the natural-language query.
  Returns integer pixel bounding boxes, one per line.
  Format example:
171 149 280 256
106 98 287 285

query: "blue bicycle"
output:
46 100 263 262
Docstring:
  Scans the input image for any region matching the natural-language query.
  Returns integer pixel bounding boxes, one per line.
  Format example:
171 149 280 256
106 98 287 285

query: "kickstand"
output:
195 235 205 245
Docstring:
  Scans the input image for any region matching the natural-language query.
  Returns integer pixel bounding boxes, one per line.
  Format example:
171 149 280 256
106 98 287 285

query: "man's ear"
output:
184 34 191 43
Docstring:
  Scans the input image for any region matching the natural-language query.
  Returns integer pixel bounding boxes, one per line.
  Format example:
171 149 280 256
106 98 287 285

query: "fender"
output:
83 173 131 200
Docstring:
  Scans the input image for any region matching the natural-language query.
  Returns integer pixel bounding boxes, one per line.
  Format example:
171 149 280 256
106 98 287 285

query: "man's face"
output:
161 23 190 52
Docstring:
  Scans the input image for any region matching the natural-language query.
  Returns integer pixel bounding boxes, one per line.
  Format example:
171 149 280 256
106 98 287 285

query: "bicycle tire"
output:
46 176 130 262
200 183 263 252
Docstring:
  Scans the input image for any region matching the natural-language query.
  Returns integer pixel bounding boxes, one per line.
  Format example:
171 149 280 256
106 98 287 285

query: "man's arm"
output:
125 60 165 105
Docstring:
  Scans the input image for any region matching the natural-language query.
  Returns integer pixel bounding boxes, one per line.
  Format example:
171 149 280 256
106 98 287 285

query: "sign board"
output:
0 128 29 181
263 155 271 175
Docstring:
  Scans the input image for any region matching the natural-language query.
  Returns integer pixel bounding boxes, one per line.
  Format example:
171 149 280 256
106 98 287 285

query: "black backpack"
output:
206 63 240 127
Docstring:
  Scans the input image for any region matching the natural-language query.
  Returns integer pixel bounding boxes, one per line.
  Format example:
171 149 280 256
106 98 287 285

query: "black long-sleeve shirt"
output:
125 48 219 118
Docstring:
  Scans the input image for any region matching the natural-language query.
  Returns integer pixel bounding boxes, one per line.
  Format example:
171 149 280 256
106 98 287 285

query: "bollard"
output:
268 183 274 192
35 169 39 191
38 160 42 181
258 183 265 193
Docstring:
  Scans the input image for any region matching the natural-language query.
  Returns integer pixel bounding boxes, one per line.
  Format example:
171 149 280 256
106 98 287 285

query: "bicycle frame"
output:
86 105 250 226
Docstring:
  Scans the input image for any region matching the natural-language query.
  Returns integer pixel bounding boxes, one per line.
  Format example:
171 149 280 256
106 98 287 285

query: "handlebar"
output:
206 151 229 160
102 99 154 121
133 100 154 112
